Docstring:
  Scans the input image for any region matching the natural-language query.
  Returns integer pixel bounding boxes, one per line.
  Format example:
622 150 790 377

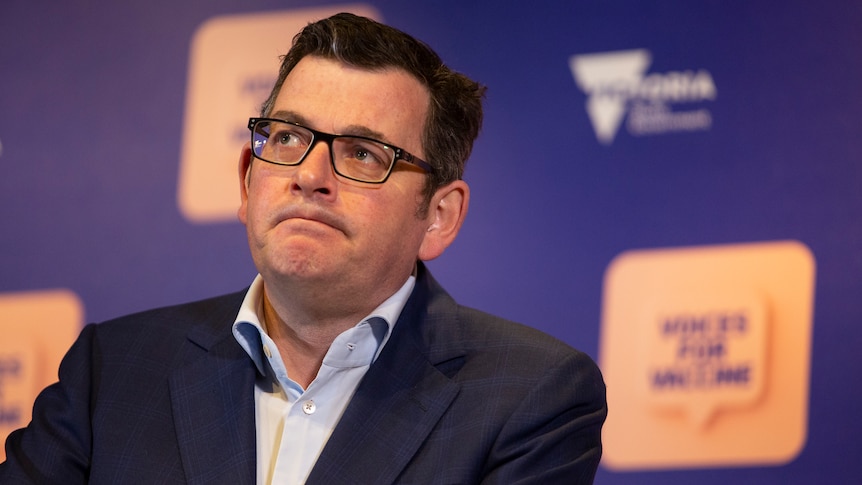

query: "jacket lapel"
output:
307 265 465 484
169 299 258 485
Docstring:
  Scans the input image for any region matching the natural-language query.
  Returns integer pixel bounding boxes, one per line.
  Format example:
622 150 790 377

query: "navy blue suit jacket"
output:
1 265 606 484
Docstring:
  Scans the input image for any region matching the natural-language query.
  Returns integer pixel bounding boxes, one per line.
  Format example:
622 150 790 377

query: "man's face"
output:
238 56 433 308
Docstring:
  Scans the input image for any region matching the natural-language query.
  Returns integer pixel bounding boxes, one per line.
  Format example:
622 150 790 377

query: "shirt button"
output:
302 400 316 415
263 345 272 358
346 343 356 351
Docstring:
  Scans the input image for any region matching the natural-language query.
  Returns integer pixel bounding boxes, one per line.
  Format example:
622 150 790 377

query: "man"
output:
1 12 606 484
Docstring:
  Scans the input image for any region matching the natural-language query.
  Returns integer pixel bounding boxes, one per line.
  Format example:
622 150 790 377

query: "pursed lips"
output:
274 205 347 235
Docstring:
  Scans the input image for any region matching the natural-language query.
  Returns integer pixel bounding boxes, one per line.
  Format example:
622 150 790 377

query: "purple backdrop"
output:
2 0 861 482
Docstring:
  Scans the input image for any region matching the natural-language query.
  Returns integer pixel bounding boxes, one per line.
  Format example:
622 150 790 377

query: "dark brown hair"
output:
261 12 486 204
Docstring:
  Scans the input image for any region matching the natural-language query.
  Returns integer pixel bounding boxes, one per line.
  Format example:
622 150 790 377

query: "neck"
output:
261 291 361 389
258 269 414 388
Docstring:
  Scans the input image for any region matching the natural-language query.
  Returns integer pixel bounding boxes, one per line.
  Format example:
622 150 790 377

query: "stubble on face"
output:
240 56 433 323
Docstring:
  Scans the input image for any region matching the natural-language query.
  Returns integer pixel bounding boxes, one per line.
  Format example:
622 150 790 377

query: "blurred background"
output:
1 0 860 482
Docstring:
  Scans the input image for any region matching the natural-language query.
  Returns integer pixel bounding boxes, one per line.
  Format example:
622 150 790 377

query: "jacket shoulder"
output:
93 290 246 335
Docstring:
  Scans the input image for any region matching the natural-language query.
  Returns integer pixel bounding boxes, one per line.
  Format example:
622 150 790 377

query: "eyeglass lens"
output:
252 120 396 183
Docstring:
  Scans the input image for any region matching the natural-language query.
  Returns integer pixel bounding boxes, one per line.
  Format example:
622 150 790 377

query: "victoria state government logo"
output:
569 49 717 144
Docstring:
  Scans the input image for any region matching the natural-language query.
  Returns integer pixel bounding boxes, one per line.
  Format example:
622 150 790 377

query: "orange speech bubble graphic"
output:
0 289 82 461
640 291 768 429
600 241 814 470
0 339 35 430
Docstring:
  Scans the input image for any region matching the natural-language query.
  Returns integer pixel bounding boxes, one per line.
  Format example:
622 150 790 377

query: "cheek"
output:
242 187 278 236
346 194 403 238
377 199 428 248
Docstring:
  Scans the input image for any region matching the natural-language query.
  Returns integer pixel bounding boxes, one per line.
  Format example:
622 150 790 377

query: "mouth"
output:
276 205 346 234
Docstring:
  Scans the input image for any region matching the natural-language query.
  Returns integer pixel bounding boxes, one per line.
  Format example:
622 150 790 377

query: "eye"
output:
273 129 305 147
345 140 389 167
352 148 378 164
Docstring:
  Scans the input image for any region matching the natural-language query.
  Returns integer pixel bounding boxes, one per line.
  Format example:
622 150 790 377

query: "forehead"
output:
272 56 430 153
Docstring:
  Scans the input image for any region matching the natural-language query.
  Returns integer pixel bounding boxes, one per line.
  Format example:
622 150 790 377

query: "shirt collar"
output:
232 274 415 376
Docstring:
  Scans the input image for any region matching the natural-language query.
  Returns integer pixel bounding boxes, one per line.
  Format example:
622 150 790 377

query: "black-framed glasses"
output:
248 118 433 184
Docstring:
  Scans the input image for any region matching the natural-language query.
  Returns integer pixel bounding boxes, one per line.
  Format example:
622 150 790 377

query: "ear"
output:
418 180 470 261
237 142 253 225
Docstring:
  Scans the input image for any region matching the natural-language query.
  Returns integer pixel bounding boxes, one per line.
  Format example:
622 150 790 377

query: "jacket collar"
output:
165 263 464 484
307 262 466 484
169 291 258 485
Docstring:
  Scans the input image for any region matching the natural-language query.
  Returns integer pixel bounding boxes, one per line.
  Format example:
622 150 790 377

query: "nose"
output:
290 140 337 199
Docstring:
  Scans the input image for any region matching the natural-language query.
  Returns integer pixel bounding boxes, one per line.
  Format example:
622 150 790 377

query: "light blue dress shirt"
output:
232 274 415 484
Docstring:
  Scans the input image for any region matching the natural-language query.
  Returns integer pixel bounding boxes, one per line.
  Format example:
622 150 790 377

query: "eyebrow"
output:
270 109 390 144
